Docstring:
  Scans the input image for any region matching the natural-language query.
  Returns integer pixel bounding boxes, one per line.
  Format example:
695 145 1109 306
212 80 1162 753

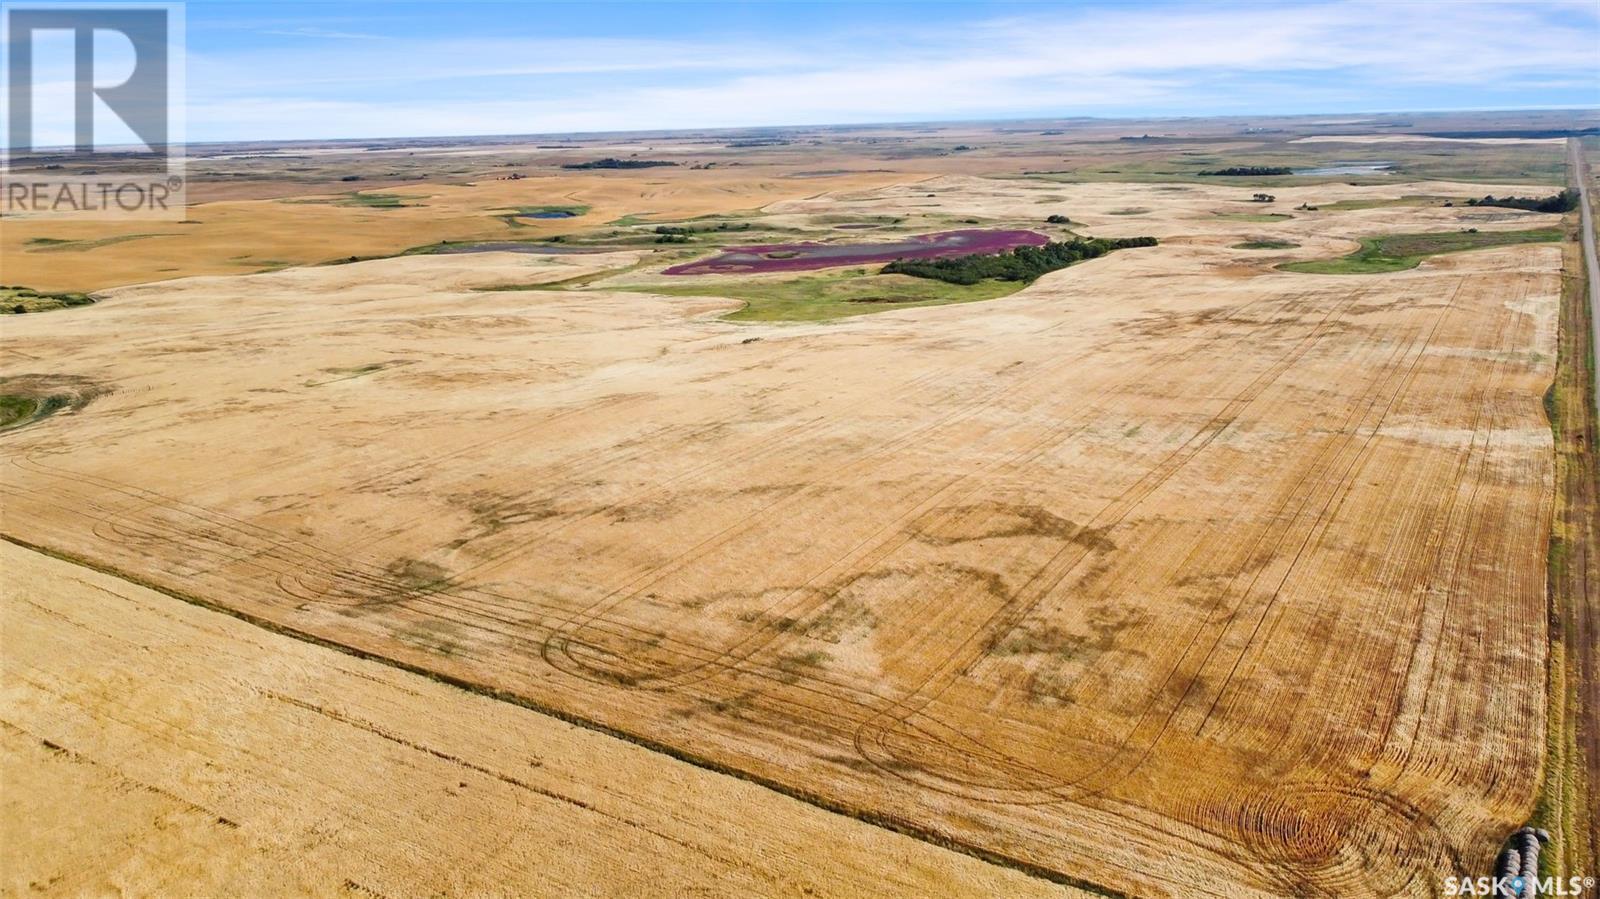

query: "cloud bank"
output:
18 0 1600 142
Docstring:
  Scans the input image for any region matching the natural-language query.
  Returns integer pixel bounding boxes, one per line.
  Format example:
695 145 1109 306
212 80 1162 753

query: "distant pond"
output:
1294 162 1396 176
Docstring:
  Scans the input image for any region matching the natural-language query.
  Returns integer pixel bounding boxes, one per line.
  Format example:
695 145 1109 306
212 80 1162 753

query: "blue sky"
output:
22 0 1600 143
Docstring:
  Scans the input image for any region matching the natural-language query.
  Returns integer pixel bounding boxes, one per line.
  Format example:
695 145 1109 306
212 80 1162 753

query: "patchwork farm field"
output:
1 116 1593 898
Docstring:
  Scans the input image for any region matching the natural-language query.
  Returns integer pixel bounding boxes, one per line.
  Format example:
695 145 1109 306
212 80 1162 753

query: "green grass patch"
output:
808 214 905 226
21 233 171 252
1213 212 1293 223
1 285 96 314
628 269 1025 322
0 395 40 428
0 393 69 430
1317 194 1459 211
1106 207 1150 216
517 204 590 217
1232 239 1301 250
337 192 420 209
1280 226 1564 274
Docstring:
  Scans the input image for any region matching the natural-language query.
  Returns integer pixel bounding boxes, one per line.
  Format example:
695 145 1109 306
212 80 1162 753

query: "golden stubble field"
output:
0 172 1564 897
0 167 915 292
1 541 1074 898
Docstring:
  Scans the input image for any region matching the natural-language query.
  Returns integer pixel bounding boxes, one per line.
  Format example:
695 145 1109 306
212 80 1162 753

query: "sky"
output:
12 0 1600 145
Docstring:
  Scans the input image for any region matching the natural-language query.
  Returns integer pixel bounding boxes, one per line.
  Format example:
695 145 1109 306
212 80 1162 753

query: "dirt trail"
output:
1571 139 1600 420
1549 137 1600 879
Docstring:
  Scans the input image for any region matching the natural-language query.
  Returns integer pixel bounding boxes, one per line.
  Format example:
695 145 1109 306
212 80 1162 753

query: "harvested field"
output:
1280 227 1565 274
0 168 914 293
0 162 1563 896
0 541 1072 899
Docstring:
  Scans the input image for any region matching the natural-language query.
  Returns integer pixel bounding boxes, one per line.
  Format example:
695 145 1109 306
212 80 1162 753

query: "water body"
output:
664 229 1049 276
1295 161 1396 176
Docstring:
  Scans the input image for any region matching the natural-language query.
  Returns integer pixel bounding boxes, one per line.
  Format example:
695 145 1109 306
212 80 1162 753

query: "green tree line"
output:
881 236 1157 285
1466 189 1579 214
1199 166 1293 176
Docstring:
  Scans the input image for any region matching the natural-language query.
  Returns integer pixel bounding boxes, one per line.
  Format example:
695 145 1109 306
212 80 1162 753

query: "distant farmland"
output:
1 115 1589 898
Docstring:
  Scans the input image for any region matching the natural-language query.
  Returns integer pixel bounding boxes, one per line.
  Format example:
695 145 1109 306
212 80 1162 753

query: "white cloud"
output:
174 0 1600 140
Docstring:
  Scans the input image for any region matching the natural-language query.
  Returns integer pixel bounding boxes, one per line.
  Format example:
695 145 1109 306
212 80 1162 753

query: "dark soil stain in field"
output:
913 502 1118 551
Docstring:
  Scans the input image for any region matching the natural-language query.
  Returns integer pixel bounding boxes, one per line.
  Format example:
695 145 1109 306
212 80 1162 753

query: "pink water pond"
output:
662 229 1049 275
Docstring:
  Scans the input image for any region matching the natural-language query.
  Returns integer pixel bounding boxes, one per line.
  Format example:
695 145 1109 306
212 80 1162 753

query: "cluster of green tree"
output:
561 158 679 170
1045 214 1072 224
653 222 753 236
1199 166 1294 176
881 236 1157 285
1465 189 1579 214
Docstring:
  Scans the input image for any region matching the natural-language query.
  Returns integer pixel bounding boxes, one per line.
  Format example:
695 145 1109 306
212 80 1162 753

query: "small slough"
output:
1293 161 1396 176
0 374 107 433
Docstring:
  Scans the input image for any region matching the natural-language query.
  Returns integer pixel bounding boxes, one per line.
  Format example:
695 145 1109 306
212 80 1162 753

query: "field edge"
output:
1535 138 1600 880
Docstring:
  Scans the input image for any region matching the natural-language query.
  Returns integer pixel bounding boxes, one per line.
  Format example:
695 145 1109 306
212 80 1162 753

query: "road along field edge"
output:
1533 137 1600 881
